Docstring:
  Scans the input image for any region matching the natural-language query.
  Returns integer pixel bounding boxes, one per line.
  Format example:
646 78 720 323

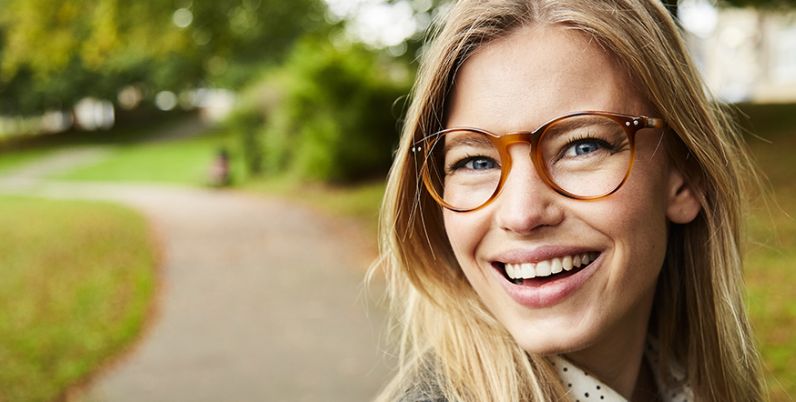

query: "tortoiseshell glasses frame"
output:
411 111 666 213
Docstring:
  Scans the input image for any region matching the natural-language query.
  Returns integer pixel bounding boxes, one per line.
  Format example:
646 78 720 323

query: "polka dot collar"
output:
550 345 693 402
550 355 625 402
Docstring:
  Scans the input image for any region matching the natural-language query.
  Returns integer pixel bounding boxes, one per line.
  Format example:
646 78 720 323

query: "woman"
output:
373 0 766 401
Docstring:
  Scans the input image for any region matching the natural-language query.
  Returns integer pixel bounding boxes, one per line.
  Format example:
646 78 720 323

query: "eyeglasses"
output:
412 111 665 212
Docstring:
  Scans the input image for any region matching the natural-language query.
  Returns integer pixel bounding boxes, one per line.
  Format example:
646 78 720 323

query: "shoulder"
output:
396 374 448 402
398 392 447 402
398 384 447 402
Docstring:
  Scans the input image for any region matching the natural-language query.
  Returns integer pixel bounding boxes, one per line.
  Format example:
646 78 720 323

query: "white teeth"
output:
562 255 573 271
535 260 551 276
503 252 598 280
550 258 563 274
505 263 521 280
521 263 535 278
505 264 519 279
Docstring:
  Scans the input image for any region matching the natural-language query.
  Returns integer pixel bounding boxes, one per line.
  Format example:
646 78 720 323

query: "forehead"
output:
447 24 646 132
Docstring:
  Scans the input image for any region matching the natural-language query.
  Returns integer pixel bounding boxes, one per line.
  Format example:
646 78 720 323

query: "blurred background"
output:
0 0 793 401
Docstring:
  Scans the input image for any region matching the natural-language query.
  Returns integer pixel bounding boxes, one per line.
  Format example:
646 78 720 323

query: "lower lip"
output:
494 254 603 308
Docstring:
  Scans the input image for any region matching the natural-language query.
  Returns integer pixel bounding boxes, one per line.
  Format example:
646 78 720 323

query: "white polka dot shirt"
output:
550 345 693 402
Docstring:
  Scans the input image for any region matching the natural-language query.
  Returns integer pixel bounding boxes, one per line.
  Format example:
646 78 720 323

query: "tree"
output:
0 0 328 115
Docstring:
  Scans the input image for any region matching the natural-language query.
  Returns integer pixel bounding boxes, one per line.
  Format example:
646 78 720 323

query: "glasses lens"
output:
420 130 501 211
539 115 632 198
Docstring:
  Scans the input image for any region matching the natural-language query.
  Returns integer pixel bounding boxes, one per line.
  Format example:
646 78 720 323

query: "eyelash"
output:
555 134 619 160
447 154 497 173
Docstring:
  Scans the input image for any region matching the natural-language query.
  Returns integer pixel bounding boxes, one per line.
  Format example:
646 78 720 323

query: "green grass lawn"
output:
0 112 244 186
54 130 246 185
0 148 60 174
741 105 796 401
0 196 157 402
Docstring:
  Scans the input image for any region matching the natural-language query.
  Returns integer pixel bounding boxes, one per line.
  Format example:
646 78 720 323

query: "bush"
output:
238 38 411 182
225 107 265 177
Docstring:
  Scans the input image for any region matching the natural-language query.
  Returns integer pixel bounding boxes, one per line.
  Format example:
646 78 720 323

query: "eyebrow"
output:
544 117 618 134
442 133 494 152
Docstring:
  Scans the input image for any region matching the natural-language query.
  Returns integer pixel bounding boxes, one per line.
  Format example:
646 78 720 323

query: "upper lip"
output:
489 245 602 265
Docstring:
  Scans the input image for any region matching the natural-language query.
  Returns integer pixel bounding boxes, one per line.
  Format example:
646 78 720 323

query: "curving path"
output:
0 154 391 401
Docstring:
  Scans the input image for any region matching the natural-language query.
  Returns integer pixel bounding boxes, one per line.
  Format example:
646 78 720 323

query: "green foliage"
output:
0 0 328 115
0 196 156 402
225 106 266 177
249 39 412 182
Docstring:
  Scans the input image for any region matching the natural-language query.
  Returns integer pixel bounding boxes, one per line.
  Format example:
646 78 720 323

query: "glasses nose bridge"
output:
493 130 549 193
494 130 540 168
497 130 538 152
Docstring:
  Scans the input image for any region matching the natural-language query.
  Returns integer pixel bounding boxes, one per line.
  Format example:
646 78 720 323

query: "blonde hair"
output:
373 1 765 401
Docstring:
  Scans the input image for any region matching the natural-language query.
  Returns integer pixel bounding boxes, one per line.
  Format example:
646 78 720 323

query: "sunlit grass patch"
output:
743 105 796 401
0 148 59 174
0 114 241 187
0 196 157 402
746 196 796 402
54 130 245 186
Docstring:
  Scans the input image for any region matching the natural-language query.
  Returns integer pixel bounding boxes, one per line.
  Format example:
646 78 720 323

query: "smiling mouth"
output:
493 252 601 285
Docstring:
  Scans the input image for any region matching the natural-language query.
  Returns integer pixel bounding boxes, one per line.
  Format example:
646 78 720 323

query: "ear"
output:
665 167 701 224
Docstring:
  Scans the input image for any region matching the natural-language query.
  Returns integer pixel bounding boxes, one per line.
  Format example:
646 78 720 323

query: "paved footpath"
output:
0 152 391 401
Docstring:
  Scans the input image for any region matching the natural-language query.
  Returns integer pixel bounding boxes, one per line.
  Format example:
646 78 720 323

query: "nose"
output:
493 145 564 235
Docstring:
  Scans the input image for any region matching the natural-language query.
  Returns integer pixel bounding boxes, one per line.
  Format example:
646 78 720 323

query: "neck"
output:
631 358 658 402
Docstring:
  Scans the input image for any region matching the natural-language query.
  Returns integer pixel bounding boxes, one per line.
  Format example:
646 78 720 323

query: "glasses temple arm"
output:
644 117 666 129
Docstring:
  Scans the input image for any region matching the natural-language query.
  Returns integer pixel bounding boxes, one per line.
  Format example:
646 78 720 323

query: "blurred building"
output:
681 0 796 103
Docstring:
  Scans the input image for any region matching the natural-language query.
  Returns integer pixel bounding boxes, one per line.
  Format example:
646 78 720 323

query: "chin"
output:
504 317 600 356
515 336 584 356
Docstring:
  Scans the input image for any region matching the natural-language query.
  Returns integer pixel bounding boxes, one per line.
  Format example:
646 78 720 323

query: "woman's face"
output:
442 25 699 360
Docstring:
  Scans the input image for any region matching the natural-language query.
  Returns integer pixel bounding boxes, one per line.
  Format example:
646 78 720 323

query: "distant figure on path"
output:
209 147 231 187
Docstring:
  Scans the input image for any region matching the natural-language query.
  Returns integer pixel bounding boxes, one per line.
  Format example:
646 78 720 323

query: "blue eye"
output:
573 141 601 155
449 156 499 173
564 140 608 158
466 158 497 170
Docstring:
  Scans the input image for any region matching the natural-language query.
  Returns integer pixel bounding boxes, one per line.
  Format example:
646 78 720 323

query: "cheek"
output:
443 210 494 281
443 211 480 262
442 210 506 316
597 166 671 284
603 196 668 265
